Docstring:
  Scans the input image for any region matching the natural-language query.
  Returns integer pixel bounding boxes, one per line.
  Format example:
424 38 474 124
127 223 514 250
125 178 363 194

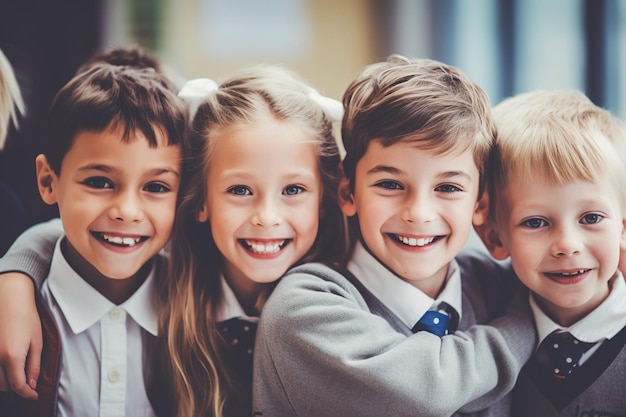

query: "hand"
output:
0 272 42 399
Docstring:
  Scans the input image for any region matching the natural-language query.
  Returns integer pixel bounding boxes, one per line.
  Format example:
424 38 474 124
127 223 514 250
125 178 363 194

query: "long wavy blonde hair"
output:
161 65 347 417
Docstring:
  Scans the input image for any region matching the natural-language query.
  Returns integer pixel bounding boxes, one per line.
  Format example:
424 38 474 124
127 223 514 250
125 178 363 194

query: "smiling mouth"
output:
240 239 291 255
545 269 591 278
93 232 147 247
393 234 442 247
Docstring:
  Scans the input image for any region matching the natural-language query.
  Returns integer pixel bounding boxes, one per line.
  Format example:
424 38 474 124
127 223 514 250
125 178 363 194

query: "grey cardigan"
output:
253 255 536 417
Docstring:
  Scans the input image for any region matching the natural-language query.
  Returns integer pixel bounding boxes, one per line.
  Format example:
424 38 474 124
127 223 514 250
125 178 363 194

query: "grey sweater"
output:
2 222 536 416
253 256 536 417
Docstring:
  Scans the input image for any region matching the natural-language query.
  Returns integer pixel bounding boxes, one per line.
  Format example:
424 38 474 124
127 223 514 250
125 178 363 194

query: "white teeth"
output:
396 235 435 247
560 270 586 276
102 234 141 247
246 240 284 254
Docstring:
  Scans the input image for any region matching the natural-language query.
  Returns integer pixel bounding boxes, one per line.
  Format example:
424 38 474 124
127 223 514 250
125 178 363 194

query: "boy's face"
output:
199 118 322 294
36 126 180 280
494 172 626 325
339 139 481 297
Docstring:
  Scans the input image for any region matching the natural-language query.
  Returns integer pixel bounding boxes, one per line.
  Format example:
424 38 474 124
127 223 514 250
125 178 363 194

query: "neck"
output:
222 266 265 317
61 238 151 305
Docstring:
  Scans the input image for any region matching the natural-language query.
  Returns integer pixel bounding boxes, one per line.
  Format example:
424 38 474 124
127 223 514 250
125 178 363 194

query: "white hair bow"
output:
307 88 343 122
178 78 218 120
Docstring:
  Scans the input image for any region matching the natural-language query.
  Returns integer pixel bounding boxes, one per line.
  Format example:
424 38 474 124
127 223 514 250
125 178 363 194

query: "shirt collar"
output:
47 238 159 336
347 240 462 328
215 273 259 323
530 271 626 346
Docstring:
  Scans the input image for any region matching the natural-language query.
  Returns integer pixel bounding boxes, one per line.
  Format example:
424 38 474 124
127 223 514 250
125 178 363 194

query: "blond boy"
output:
478 90 626 415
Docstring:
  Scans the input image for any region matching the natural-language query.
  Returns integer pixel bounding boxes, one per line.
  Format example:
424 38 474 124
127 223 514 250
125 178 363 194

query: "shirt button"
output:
108 308 122 320
108 369 121 383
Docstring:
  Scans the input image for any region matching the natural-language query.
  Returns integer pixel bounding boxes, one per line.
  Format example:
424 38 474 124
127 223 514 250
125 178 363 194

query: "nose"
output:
551 224 583 257
251 196 282 227
402 190 435 223
109 189 144 222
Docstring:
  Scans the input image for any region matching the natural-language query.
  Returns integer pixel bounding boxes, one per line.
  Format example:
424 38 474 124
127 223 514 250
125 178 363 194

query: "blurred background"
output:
0 0 625 253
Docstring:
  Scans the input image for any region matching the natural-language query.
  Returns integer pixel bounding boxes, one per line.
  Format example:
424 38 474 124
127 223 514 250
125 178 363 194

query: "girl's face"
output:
199 117 323 295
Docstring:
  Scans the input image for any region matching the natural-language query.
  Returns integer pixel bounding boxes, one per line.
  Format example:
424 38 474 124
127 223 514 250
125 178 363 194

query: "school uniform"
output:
216 274 259 417
253 241 536 417
511 273 626 416
0 237 167 417
0 219 259 417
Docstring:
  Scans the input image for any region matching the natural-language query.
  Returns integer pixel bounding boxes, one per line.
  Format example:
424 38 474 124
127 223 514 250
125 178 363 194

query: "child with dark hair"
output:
0 62 189 416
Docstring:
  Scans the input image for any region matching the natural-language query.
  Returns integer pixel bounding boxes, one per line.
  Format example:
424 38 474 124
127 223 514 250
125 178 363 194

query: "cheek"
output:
304 202 321 235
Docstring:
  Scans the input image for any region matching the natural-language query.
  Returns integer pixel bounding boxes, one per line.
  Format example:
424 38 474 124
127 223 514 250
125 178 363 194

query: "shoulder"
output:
456 248 514 282
262 262 369 321
456 249 525 316
278 262 358 292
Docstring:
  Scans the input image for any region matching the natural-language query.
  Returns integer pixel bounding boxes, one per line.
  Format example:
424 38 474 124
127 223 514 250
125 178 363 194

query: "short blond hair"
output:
489 90 626 223
0 49 25 150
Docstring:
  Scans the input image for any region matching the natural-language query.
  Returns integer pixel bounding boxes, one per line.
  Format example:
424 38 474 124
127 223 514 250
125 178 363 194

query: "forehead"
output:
501 170 623 212
62 128 181 170
208 119 319 178
359 139 478 172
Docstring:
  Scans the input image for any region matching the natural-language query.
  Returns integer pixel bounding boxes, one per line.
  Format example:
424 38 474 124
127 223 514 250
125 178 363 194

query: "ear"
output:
472 189 490 227
35 154 58 205
473 219 509 260
337 163 356 217
618 218 626 277
197 204 208 222
472 189 509 260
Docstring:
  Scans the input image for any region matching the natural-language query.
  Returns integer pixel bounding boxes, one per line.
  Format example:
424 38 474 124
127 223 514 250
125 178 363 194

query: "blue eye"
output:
522 218 547 229
228 185 252 196
435 184 462 193
144 183 170 193
581 213 603 224
83 177 113 189
283 185 304 196
375 181 403 190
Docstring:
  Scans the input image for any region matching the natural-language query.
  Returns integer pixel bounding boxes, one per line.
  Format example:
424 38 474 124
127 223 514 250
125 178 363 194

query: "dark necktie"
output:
219 317 258 376
412 304 457 337
536 331 594 379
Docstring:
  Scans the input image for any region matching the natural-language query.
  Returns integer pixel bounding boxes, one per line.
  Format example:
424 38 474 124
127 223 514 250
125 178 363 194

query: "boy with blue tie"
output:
477 90 626 415
252 55 536 417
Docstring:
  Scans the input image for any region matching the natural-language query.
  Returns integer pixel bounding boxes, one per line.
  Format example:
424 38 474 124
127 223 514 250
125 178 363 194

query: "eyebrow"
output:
438 170 473 182
367 165 473 181
220 170 317 181
78 164 180 178
366 165 402 175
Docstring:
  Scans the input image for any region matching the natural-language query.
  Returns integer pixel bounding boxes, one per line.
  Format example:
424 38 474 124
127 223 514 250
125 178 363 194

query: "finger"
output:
25 335 43 392
6 360 38 400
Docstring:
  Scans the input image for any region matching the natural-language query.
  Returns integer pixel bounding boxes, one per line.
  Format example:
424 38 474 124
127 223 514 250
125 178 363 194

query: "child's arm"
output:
253 262 535 417
0 218 63 399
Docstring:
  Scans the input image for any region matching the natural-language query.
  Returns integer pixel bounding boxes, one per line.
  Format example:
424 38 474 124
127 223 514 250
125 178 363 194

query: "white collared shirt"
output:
530 271 626 365
41 238 158 417
347 241 463 328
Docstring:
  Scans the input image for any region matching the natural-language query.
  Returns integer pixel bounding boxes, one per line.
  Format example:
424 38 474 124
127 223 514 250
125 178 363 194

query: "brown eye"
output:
83 177 113 189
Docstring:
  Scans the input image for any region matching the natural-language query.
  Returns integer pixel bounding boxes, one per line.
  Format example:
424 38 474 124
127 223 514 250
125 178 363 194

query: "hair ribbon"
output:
178 78 218 120
307 87 343 122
